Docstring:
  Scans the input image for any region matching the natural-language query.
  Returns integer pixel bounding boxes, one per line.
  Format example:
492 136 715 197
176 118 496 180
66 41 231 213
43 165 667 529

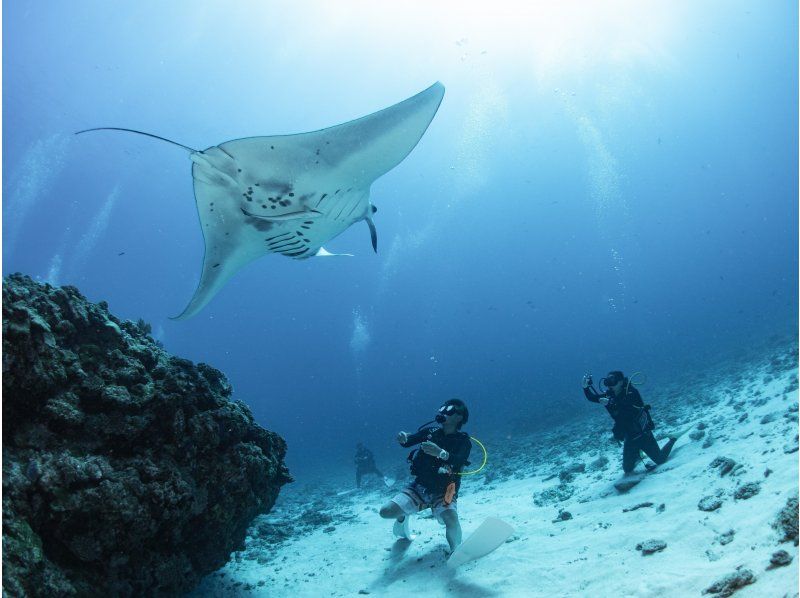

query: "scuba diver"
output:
378 399 472 553
583 371 677 474
354 443 386 488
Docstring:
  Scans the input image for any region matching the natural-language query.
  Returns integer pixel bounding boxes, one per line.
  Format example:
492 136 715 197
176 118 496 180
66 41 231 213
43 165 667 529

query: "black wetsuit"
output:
355 447 383 487
584 383 675 473
401 427 472 496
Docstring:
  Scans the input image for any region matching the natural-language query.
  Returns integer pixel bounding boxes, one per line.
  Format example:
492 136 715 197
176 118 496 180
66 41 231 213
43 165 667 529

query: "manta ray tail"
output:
75 127 198 153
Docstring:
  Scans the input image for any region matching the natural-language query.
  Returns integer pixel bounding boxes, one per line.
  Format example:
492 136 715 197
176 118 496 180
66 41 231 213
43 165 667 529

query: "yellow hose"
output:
629 371 647 386
456 436 488 476
626 371 647 396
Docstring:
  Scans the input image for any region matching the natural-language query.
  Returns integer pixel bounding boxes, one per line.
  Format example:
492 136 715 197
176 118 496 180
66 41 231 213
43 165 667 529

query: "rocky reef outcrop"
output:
2 274 292 597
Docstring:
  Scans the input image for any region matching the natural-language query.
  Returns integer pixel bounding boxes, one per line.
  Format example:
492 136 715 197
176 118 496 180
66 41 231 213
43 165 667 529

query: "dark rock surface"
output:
717 530 735 546
766 550 793 569
533 483 574 506
759 412 778 425
558 462 585 483
552 510 572 523
733 482 760 501
623 502 653 513
702 568 755 597
689 429 706 441
772 494 799 545
698 496 723 512
614 478 641 493
2 274 292 597
636 539 667 555
709 457 737 477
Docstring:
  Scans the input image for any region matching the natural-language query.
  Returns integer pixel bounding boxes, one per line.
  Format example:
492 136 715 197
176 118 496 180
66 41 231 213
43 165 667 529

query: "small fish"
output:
118 251 126 256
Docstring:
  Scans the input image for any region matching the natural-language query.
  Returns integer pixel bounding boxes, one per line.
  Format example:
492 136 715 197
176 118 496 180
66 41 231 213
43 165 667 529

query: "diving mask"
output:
435 404 459 424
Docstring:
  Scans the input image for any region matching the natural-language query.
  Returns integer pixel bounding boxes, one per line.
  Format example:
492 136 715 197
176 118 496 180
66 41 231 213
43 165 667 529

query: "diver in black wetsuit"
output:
378 399 472 552
354 443 384 488
583 371 677 474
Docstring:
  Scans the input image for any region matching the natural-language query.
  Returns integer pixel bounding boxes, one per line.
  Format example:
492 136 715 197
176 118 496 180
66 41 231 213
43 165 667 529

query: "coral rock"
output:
772 494 799 545
709 457 737 477
2 274 292 597
702 568 755 597
636 539 667 555
766 550 793 569
733 482 761 501
698 496 723 512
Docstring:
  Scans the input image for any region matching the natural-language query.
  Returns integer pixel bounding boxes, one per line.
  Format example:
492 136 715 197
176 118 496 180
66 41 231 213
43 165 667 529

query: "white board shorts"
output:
391 481 457 523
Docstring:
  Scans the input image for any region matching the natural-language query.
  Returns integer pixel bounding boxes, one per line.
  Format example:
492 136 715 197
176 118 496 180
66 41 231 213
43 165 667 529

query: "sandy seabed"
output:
193 345 799 597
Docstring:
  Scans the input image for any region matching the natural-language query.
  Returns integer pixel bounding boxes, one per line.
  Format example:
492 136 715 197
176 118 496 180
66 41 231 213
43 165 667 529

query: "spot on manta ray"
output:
76 82 444 320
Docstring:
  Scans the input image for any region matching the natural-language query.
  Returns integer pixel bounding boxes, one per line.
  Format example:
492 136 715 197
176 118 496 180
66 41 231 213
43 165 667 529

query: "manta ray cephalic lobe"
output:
77 82 445 319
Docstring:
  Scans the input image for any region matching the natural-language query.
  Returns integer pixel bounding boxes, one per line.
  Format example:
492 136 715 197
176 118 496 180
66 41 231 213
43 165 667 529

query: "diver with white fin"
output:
378 399 472 552
583 371 677 474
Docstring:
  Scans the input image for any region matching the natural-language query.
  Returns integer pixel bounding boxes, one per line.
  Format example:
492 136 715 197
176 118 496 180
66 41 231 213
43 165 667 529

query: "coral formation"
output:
2 274 291 596
772 494 798 545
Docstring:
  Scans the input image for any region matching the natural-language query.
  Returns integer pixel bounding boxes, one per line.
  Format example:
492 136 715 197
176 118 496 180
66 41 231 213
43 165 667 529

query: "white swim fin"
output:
447 517 514 568
392 516 415 540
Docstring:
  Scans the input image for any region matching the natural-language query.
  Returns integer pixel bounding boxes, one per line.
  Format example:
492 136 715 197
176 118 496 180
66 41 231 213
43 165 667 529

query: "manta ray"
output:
77 82 445 319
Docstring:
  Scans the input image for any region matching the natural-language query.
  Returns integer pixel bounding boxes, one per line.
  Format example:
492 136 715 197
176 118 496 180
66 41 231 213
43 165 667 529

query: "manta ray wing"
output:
175 81 444 319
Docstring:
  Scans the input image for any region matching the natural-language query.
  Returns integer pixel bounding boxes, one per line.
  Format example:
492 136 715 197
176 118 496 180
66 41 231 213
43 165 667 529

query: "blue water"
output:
4 1 797 477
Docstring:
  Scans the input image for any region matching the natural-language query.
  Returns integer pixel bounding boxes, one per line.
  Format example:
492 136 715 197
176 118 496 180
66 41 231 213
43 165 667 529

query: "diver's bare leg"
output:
440 509 462 552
